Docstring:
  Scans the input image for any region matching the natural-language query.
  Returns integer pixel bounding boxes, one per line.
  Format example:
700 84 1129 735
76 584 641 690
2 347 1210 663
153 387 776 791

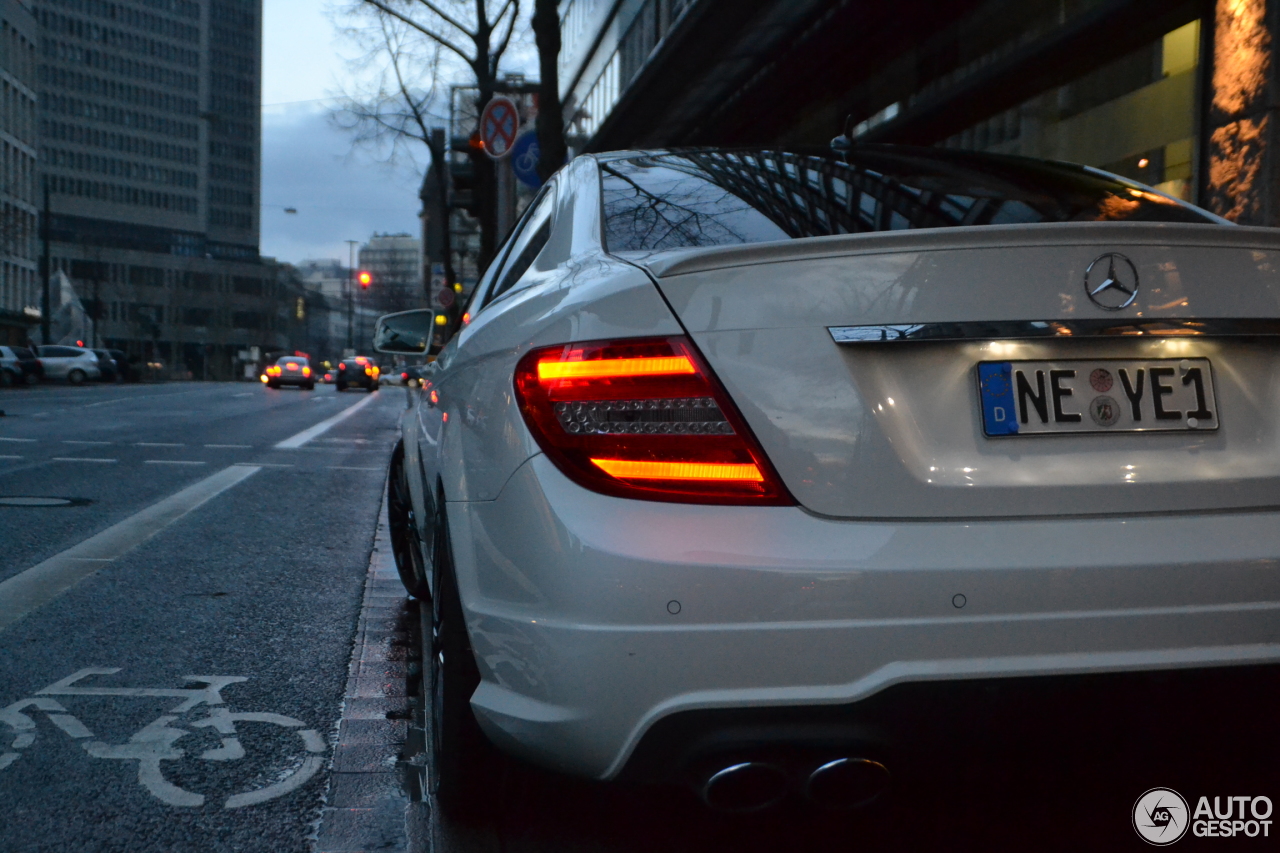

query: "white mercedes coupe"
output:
379 146 1280 815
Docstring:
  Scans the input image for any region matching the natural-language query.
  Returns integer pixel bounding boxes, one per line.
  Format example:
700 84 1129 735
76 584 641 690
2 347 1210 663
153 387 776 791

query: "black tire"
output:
0 369 13 387
268 379 280 389
67 369 86 385
369 384 378 393
336 383 346 392
429 497 500 821
387 441 430 599
303 382 315 391
24 371 39 385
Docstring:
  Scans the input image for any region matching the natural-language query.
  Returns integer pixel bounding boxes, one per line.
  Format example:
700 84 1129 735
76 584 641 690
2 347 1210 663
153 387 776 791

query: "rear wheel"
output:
336 383 346 392
67 369 86 385
429 498 500 821
387 441 429 599
303 382 315 391
0 369 13 387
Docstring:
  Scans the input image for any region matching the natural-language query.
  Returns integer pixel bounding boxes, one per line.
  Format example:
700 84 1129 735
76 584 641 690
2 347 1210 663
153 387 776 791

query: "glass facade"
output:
940 21 1202 201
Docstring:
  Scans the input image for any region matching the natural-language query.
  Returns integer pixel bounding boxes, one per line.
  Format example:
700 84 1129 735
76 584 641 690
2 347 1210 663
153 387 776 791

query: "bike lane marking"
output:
274 392 378 448
0 464 262 632
2 669 328 808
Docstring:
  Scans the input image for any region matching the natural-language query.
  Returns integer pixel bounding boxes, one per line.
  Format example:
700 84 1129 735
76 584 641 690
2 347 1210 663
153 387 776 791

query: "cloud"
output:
260 105 423 263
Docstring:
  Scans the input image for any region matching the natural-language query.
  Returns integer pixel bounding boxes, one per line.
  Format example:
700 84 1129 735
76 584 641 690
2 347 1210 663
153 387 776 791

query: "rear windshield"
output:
12 347 33 359
279 357 307 365
600 148 1221 254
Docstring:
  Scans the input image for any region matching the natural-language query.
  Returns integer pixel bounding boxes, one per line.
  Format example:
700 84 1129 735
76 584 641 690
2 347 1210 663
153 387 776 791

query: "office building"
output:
34 0 270 377
0 0 37 345
559 0 1276 225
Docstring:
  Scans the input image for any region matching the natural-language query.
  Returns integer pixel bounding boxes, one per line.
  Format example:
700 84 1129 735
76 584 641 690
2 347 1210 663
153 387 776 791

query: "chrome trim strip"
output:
828 319 1280 343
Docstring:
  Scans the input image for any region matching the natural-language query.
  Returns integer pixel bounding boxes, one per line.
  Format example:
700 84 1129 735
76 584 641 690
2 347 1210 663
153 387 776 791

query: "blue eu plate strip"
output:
978 362 1018 436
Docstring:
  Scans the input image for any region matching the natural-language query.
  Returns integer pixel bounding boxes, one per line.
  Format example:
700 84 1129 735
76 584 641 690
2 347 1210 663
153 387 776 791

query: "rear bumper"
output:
452 455 1280 780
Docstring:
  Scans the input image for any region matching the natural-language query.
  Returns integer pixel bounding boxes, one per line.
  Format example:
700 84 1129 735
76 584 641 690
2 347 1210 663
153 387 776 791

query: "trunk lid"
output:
643 222 1280 518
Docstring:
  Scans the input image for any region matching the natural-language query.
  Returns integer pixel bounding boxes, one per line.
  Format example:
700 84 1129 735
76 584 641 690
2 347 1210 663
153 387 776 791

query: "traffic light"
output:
358 271 372 288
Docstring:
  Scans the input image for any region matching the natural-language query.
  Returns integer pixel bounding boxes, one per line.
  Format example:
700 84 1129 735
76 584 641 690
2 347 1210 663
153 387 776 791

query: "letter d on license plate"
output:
978 358 1219 436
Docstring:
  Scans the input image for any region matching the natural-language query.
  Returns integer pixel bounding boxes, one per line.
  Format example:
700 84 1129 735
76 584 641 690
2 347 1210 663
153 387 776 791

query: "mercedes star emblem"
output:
1084 252 1139 310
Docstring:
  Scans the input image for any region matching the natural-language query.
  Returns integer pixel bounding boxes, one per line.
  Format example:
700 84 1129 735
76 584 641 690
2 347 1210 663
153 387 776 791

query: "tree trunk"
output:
533 0 567 182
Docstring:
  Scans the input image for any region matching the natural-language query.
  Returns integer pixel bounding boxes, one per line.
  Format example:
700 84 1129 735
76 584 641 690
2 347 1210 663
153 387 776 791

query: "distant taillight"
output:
514 337 792 505
339 363 346 370
303 367 311 376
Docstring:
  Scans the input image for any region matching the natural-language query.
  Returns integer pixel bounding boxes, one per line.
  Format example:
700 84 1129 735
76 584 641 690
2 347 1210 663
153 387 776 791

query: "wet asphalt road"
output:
0 381 403 853
3 381 1279 853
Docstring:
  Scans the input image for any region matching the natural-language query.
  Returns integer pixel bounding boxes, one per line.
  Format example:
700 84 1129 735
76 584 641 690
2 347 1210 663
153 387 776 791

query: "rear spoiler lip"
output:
829 318 1280 344
627 221 1280 278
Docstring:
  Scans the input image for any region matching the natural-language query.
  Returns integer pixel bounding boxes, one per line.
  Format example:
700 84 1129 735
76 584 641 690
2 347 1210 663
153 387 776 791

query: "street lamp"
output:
345 240 358 352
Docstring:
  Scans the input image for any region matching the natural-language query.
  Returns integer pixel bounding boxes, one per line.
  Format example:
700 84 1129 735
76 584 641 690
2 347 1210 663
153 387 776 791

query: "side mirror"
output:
373 309 437 354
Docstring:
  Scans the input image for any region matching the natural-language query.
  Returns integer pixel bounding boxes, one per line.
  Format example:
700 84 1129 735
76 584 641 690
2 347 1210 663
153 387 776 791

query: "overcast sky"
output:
260 1 423 265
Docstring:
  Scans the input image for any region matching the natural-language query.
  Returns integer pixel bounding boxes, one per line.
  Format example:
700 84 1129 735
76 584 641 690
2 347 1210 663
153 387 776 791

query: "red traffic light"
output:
358 271 372 288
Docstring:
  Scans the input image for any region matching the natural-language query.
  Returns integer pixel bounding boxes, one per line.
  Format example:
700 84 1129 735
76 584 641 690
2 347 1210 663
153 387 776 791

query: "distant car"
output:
335 356 379 392
261 355 315 390
321 367 336 384
92 350 119 382
0 346 42 386
400 364 432 387
36 345 101 384
108 349 138 383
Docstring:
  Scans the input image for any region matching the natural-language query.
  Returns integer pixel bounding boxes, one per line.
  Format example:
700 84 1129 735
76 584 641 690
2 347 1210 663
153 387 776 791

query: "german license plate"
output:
977 359 1219 436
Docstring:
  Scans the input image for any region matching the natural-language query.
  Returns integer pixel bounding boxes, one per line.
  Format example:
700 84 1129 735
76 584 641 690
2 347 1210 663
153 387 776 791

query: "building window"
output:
943 21 1202 201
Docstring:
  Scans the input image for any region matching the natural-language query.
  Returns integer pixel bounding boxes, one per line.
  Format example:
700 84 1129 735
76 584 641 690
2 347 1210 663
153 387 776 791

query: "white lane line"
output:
274 393 378 449
0 437 36 443
0 465 261 632
232 392 253 398
235 462 293 467
135 442 185 447
205 443 252 448
144 460 207 466
62 440 112 445
327 466 382 471
50 457 117 463
0 455 22 460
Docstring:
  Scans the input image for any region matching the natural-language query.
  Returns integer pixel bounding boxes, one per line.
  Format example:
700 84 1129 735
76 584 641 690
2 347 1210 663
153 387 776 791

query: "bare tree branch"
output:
359 0 475 64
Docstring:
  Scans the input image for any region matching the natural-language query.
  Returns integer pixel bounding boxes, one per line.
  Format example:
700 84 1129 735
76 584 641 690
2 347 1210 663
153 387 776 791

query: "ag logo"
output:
1134 788 1190 845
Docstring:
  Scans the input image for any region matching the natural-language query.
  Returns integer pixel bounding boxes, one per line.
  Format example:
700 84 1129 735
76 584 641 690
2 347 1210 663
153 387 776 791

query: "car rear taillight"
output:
303 367 311 376
514 337 793 505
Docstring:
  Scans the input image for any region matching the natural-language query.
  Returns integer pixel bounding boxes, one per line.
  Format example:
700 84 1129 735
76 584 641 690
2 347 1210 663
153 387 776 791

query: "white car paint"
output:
396 151 1280 783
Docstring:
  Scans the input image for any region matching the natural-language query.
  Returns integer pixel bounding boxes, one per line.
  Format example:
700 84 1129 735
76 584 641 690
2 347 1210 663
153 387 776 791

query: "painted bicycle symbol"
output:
0 668 326 809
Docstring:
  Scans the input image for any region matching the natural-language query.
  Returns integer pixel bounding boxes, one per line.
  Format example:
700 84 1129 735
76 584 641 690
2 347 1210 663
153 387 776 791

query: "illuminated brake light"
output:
592 459 764 482
303 367 311 376
286 363 298 370
537 356 694 382
514 337 792 505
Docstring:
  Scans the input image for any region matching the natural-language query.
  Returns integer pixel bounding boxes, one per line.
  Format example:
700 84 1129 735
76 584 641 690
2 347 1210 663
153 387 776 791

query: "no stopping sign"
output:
480 96 519 159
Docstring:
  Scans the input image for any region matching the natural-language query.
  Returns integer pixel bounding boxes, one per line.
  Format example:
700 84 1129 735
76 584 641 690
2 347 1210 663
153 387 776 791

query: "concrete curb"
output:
313 486 429 852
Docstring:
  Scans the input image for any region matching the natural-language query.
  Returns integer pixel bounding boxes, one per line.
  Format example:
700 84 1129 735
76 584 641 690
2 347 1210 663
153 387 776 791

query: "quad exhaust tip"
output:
700 762 788 813
805 757 890 810
699 756 890 812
